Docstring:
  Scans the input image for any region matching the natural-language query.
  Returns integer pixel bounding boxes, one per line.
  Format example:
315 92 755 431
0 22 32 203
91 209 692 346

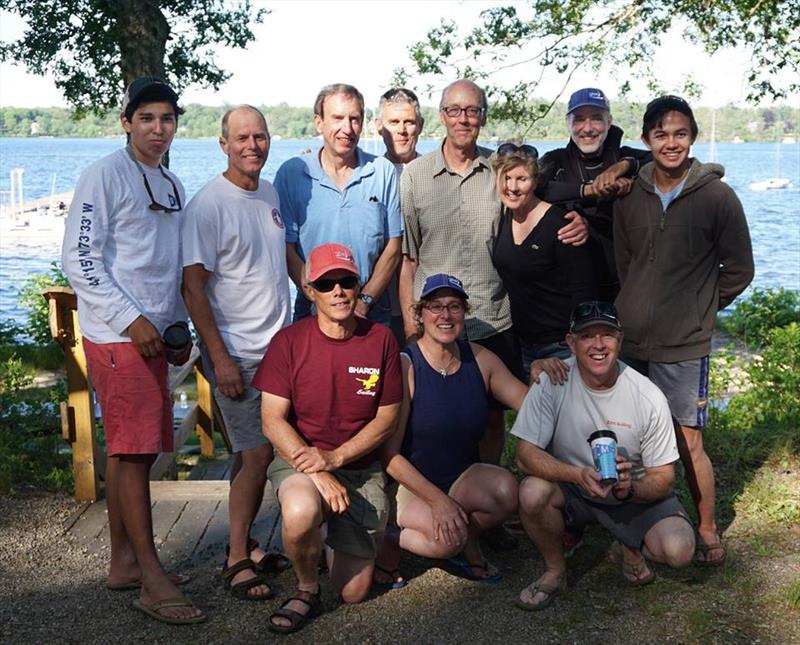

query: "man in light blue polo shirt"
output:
275 83 402 325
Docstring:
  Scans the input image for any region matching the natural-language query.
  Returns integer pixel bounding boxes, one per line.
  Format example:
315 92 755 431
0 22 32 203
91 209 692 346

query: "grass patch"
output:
686 606 713 635
0 343 65 371
786 578 800 610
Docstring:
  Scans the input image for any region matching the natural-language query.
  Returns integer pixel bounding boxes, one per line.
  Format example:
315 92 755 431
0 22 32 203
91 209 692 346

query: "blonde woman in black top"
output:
491 144 597 379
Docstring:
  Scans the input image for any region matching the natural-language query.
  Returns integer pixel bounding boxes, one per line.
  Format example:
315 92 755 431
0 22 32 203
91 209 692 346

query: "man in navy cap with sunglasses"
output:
62 77 204 624
512 301 694 611
255 243 402 634
537 88 652 301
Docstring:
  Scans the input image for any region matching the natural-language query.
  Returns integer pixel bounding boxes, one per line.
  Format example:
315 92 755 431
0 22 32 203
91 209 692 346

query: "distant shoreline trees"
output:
1 102 797 143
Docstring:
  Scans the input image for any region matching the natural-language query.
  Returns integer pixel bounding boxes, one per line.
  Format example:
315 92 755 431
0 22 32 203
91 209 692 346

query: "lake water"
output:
1 137 798 325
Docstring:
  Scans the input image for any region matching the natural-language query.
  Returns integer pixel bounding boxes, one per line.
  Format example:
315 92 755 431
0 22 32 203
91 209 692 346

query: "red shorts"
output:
83 338 173 456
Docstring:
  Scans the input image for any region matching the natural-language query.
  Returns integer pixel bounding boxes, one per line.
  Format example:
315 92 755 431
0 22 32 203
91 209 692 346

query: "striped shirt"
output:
401 143 511 340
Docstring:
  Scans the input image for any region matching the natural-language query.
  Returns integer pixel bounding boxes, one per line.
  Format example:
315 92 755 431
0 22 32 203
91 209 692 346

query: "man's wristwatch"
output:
613 485 635 502
357 293 375 309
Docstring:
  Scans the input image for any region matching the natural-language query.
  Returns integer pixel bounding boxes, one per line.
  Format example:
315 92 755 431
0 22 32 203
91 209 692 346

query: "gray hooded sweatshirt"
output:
613 159 754 362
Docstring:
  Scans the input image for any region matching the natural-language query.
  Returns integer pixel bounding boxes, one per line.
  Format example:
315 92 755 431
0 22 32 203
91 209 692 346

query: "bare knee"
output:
647 519 695 568
339 577 371 604
493 471 519 516
519 477 558 516
280 495 322 537
238 445 271 475
677 425 705 456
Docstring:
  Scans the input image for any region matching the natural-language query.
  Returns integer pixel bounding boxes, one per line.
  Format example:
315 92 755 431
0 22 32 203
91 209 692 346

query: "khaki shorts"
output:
268 455 388 559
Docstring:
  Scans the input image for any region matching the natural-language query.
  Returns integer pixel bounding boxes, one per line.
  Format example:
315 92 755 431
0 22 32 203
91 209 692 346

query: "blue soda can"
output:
588 429 618 484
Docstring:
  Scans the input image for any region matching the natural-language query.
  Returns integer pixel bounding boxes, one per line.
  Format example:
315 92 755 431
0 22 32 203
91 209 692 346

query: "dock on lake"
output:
64 454 283 565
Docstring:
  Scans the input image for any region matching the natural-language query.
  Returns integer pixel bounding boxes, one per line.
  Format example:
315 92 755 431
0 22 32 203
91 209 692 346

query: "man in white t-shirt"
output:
182 105 291 601
62 77 204 624
511 301 695 611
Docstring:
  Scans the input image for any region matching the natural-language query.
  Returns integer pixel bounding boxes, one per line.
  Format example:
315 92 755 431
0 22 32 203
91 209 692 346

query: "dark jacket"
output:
614 159 755 362
537 125 651 294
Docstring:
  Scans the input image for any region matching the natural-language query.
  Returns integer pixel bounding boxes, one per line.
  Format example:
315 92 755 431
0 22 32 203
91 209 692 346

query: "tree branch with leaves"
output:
1 0 267 117
397 0 799 135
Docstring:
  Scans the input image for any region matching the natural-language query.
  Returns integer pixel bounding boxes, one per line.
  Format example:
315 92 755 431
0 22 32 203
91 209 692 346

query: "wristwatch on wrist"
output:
357 293 375 309
614 485 635 502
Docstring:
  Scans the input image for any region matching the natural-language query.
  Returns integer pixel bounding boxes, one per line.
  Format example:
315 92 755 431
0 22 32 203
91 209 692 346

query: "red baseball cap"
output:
306 243 360 282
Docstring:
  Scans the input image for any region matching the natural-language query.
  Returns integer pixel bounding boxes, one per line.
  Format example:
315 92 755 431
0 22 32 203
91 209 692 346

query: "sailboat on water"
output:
749 129 792 191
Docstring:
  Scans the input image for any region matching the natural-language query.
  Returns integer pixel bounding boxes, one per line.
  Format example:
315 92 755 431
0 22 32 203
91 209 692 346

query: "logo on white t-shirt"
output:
271 208 284 229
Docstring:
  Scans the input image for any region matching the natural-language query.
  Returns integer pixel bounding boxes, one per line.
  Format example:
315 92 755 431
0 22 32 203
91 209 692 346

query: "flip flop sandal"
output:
694 539 727 567
107 572 190 591
268 588 324 635
514 575 567 611
621 556 655 586
446 555 502 584
607 541 655 585
221 557 274 601
373 564 408 589
131 595 206 625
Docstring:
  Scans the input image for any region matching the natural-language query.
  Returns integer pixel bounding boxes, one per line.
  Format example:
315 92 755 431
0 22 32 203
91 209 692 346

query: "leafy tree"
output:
401 1 800 135
0 1 267 117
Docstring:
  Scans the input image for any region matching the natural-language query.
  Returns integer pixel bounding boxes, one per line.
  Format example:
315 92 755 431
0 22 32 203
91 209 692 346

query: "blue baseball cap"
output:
420 274 469 300
567 88 609 114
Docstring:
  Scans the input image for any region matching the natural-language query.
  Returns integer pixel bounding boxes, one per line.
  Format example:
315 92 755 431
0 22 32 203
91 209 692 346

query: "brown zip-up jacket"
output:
614 159 754 362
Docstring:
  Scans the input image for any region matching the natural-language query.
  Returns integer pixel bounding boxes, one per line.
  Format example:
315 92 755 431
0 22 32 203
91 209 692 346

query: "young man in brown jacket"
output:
614 95 754 567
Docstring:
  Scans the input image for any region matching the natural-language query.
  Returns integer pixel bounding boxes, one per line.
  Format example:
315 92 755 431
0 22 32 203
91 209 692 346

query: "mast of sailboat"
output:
709 109 717 163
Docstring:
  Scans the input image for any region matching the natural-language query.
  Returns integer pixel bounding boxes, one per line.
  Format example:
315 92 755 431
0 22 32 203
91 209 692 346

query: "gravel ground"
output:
1 491 798 644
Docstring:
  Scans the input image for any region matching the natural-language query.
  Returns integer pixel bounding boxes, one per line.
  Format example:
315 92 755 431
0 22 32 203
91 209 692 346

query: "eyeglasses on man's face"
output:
440 106 484 119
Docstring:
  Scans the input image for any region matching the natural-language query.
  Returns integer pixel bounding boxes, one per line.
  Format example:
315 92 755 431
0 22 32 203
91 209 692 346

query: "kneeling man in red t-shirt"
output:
254 243 402 635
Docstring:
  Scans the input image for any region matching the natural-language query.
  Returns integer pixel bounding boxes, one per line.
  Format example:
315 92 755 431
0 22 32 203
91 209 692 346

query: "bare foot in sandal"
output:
694 529 726 566
268 585 323 634
139 571 204 622
515 570 566 611
607 541 655 585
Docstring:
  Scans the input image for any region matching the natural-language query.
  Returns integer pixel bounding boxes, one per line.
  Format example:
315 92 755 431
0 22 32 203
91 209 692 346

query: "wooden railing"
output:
44 287 227 501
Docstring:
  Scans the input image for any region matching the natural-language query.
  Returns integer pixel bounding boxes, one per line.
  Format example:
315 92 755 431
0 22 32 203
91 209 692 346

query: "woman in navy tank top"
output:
376 274 530 584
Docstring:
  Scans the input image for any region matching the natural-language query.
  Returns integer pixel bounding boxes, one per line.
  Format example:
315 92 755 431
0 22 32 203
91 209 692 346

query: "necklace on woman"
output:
421 343 459 378
436 353 457 378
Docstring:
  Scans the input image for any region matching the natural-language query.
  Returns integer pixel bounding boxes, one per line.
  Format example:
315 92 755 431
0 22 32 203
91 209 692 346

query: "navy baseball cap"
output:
420 274 469 300
567 88 609 114
121 76 180 116
569 301 622 333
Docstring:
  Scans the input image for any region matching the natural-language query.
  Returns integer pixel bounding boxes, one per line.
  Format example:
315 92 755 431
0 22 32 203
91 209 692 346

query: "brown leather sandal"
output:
268 588 324 635
221 557 274 601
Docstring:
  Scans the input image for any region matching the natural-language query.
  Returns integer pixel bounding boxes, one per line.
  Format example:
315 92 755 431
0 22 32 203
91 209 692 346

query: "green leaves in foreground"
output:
0 355 71 493
718 288 800 349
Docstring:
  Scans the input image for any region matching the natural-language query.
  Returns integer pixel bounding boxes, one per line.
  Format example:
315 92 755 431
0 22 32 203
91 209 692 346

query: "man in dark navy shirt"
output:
537 88 651 300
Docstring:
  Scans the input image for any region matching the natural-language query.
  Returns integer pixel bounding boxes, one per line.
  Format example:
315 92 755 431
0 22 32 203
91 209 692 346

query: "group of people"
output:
61 75 754 631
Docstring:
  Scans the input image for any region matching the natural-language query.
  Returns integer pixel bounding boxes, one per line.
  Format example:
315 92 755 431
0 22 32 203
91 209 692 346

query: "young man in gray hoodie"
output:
614 95 754 567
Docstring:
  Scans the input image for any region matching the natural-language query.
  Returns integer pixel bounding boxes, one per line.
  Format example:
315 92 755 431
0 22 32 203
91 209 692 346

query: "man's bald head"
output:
439 79 488 112
221 105 267 139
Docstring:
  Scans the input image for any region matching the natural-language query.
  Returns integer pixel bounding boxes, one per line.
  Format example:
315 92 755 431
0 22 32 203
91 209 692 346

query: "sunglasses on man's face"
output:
126 145 182 213
310 276 359 292
382 87 419 103
496 142 539 159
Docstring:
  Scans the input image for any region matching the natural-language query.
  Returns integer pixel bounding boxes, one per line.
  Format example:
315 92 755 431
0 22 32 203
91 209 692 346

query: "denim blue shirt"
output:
275 147 402 319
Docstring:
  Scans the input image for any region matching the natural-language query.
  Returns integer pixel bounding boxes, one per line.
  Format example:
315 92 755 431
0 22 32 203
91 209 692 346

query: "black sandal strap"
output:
221 557 256 581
